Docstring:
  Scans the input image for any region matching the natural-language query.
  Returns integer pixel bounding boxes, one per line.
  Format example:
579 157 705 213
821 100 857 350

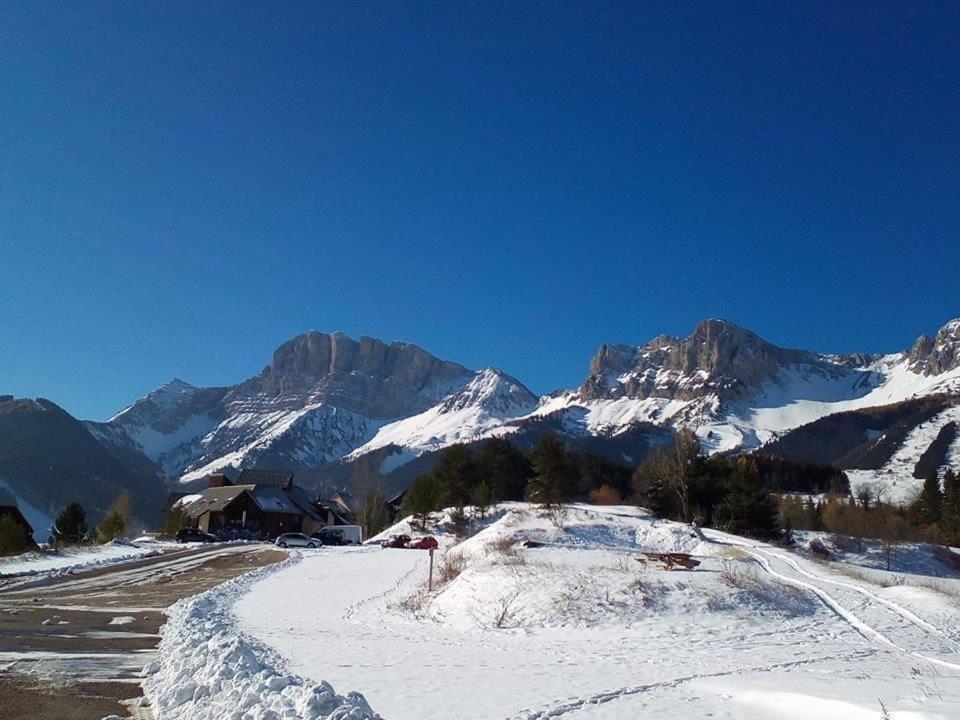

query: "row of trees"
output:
402 435 632 530
49 492 133 547
0 491 136 556
913 468 960 545
632 429 783 540
777 468 960 569
404 429 862 542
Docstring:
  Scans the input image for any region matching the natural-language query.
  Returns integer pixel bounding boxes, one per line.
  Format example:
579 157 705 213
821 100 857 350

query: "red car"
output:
407 536 438 550
381 534 411 549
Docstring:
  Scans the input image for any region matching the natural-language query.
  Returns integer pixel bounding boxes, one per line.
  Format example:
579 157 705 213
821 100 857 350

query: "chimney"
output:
209 473 232 488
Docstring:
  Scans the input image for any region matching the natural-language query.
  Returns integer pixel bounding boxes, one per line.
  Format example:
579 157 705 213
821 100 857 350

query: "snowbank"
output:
142 552 382 720
0 540 159 578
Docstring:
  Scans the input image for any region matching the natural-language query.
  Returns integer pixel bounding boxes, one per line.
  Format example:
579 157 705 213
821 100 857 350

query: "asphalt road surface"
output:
0 544 286 720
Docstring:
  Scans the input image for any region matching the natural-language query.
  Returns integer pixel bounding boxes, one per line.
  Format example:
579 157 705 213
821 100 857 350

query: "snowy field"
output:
138 503 960 719
0 540 161 578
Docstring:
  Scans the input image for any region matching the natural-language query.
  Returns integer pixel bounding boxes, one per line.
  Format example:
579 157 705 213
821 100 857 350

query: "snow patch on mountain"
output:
348 369 537 461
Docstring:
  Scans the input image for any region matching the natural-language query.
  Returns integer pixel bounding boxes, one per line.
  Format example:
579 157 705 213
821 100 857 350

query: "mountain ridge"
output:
4 317 960 518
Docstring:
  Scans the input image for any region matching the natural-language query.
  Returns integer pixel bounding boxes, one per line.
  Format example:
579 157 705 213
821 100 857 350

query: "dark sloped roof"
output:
287 486 326 523
250 486 301 515
183 485 255 518
236 469 294 487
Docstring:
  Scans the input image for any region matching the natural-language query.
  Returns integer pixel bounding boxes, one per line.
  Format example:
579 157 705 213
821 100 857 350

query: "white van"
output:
319 525 363 545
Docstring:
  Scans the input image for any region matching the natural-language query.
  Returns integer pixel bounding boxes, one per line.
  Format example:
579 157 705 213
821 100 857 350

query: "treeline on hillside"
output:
403 431 849 542
913 422 957 479
751 454 849 495
780 468 960 558
633 430 785 541
763 395 955 469
402 436 632 530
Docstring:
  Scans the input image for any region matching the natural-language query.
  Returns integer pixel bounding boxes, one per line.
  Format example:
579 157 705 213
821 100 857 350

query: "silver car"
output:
274 532 318 549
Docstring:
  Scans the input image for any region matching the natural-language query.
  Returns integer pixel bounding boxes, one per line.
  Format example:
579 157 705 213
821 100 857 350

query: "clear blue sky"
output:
1 1 958 421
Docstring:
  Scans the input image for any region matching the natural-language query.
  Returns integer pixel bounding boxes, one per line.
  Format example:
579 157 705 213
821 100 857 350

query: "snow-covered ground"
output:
0 540 160 578
152 503 960 720
142 554 381 720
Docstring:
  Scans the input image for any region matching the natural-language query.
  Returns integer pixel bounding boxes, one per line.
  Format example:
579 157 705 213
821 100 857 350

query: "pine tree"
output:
471 480 492 521
525 434 579 506
941 468 960 545
403 474 441 531
52 502 88 545
475 437 532 501
157 503 188 539
97 491 131 542
915 470 943 528
434 444 479 507
713 461 781 540
0 515 28 556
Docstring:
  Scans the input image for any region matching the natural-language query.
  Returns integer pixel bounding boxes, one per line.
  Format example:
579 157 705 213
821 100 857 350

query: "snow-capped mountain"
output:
70 317 960 500
90 331 508 484
506 318 960 456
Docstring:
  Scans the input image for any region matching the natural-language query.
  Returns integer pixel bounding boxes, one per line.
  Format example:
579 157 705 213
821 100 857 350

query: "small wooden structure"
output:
637 552 700 571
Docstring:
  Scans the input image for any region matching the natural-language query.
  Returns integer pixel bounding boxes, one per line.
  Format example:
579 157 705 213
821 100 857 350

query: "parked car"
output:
175 528 216 543
275 532 319 549
381 534 411 549
407 536 438 550
311 528 350 546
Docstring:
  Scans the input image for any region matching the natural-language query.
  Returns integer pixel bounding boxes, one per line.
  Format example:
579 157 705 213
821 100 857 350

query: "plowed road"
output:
0 544 285 720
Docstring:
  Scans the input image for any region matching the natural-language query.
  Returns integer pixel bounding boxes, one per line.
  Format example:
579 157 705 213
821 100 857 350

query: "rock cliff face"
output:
94 331 483 482
247 331 474 417
579 319 842 403
909 320 960 375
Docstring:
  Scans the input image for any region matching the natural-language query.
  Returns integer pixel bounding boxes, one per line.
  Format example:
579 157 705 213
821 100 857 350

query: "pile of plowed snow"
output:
142 553 381 720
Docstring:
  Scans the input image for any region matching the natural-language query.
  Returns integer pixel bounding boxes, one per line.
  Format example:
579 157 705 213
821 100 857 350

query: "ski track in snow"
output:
706 534 960 670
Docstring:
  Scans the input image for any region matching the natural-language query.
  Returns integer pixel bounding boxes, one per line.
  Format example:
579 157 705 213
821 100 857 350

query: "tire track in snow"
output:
710 537 960 671
761 547 960 652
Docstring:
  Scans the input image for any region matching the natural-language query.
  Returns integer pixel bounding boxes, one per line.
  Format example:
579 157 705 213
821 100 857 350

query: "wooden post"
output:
428 547 435 592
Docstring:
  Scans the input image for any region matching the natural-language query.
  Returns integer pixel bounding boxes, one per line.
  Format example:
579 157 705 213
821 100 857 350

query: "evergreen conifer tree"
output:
940 468 960 545
915 470 943 528
52 502 88 545
525 433 579 505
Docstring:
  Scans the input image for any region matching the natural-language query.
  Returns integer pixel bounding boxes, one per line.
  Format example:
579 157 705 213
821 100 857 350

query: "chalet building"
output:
183 470 325 539
0 505 39 551
313 487 408 527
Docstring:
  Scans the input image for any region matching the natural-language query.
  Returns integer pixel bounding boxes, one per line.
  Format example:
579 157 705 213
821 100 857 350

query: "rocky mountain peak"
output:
580 318 832 403
260 330 471 398
909 319 960 375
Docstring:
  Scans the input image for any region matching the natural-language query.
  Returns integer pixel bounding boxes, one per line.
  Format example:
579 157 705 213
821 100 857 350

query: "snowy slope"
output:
229 503 960 720
845 404 960 503
347 369 537 461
